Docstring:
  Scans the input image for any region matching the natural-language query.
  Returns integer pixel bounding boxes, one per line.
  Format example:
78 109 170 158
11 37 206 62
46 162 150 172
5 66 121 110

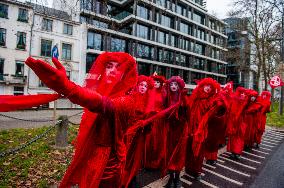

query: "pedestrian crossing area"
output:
142 128 284 188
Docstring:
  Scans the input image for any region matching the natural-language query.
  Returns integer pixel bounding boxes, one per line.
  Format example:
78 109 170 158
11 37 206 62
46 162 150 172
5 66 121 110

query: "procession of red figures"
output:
0 52 272 188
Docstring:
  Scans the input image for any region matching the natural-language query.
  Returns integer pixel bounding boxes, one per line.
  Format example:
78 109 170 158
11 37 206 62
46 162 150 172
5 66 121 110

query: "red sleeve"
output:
0 94 59 112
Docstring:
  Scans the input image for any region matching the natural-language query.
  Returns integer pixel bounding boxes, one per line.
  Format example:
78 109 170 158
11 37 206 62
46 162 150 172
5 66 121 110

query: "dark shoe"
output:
165 173 174 188
235 154 241 160
206 160 217 166
255 144 260 149
194 174 202 181
173 172 181 188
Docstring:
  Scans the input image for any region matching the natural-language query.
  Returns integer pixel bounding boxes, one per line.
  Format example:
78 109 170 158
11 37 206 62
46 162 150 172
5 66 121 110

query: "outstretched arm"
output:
25 57 105 112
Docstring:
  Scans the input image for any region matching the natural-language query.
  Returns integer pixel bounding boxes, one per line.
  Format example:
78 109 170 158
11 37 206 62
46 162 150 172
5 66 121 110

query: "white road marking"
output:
242 151 266 159
252 149 269 155
258 146 272 151
262 138 280 143
263 135 282 141
217 159 225 163
204 163 216 169
184 174 219 188
260 143 275 148
262 140 278 145
218 156 256 170
216 163 251 177
180 177 192 186
223 153 261 164
202 167 243 186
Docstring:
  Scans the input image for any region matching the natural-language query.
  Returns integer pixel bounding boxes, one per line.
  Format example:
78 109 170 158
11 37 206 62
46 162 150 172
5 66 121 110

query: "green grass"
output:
267 102 284 128
0 124 79 187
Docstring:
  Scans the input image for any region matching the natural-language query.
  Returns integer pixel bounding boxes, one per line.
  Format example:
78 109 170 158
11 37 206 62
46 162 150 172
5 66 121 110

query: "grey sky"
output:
45 0 231 19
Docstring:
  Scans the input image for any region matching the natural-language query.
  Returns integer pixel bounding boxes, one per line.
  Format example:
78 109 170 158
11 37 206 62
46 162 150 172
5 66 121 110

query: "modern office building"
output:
223 17 257 89
55 0 228 88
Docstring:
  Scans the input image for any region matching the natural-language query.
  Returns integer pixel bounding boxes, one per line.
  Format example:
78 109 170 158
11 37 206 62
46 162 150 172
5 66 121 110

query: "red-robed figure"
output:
204 82 232 165
25 52 144 188
185 78 223 180
227 87 250 160
144 75 167 169
244 90 262 151
163 76 188 188
121 75 154 187
255 91 271 148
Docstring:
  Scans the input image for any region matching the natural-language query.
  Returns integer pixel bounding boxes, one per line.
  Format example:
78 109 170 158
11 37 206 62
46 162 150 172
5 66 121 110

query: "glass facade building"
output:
80 0 227 87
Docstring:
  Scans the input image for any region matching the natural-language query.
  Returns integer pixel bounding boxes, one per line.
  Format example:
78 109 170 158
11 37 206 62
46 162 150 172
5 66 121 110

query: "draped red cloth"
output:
185 78 222 175
0 94 59 112
144 76 166 169
227 87 249 155
25 52 138 188
244 90 262 148
255 91 271 144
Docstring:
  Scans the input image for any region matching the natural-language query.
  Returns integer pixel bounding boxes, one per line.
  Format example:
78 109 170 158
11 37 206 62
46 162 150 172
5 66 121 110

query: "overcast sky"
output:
44 0 232 19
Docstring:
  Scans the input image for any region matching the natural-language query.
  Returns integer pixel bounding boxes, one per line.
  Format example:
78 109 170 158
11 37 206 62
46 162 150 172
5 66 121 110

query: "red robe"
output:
244 95 262 148
0 94 59 112
144 87 166 169
227 87 249 155
255 92 271 144
185 78 222 175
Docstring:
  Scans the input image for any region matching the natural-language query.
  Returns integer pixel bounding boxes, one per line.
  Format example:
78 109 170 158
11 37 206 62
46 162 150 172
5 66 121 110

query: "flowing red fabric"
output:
185 78 222 174
0 94 59 112
163 76 188 173
256 91 271 144
25 52 138 188
244 90 262 148
227 87 250 154
144 75 166 169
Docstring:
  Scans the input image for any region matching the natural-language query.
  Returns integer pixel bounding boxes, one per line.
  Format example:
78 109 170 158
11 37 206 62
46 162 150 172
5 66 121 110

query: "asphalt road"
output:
0 109 83 129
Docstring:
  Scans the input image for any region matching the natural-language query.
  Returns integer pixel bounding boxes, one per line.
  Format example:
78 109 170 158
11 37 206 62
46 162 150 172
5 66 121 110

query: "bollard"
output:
55 115 69 149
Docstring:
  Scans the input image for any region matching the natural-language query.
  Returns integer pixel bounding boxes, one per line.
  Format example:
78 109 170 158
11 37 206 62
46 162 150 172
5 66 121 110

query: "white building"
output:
28 3 82 108
0 0 83 108
0 0 33 95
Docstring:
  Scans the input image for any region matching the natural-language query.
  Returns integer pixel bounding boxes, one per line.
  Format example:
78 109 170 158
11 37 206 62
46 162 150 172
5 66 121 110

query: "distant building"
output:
0 0 33 95
54 0 228 89
223 17 257 90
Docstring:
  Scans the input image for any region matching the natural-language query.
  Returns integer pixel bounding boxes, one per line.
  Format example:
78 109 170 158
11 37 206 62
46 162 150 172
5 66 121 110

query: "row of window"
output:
0 28 27 50
148 2 222 32
135 24 223 60
0 59 25 77
42 18 73 35
0 3 28 22
136 6 224 46
86 31 225 75
41 39 72 60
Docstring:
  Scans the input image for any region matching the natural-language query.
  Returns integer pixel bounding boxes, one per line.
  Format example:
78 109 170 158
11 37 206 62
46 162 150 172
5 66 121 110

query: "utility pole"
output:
279 2 284 115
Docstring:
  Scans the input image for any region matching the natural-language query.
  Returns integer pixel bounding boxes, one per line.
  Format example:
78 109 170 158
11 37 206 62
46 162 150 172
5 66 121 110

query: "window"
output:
158 31 165 44
180 22 189 34
93 20 108 29
86 53 98 73
0 59 4 80
156 0 166 7
111 37 125 52
137 43 154 60
18 8 28 22
193 12 205 25
0 3 8 18
194 43 205 55
137 5 149 20
170 34 178 47
16 32 26 50
14 86 24 96
161 15 173 28
15 61 24 76
138 62 151 75
63 23 73 35
0 28 6 46
137 24 150 40
42 18 53 31
62 43 72 60
87 32 102 50
41 39 52 57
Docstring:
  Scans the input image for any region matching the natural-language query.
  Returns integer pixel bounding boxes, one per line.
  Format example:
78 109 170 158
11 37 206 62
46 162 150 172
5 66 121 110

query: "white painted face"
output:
240 92 246 99
138 81 148 94
154 80 161 89
203 85 212 93
105 61 122 84
170 81 179 92
262 95 267 99
251 96 256 101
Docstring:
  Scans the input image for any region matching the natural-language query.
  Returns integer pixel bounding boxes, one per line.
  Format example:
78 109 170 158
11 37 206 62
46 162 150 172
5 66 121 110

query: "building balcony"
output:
0 74 27 85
